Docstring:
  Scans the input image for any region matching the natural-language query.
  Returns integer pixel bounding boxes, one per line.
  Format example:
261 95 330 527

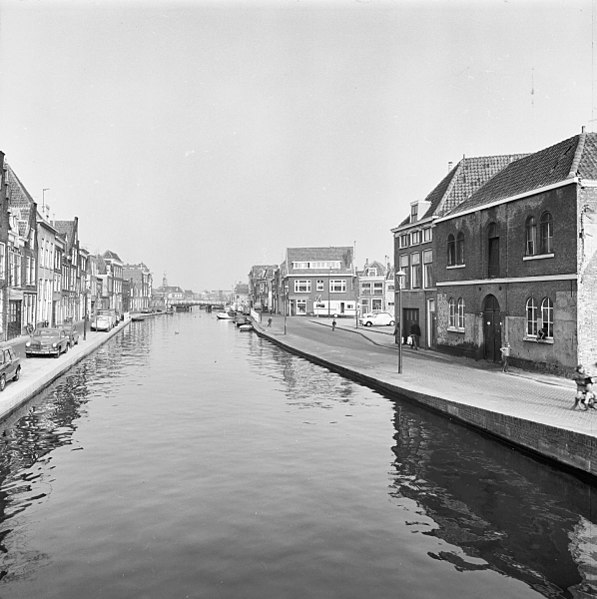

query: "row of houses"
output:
393 129 597 376
248 130 597 376
0 151 154 339
248 250 394 320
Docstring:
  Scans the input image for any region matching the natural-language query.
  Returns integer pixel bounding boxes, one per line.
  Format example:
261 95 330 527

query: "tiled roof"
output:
103 249 123 262
446 133 597 217
5 164 35 237
53 220 76 250
286 246 354 272
427 154 528 218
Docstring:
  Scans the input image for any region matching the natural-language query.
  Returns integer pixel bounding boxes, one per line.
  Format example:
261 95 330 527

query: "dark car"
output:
0 345 21 391
63 323 80 347
25 328 70 358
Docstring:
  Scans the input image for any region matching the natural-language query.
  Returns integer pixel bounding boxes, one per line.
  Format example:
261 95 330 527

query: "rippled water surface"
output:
0 312 595 598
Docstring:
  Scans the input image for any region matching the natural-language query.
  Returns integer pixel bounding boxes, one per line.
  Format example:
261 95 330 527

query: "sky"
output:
0 0 594 291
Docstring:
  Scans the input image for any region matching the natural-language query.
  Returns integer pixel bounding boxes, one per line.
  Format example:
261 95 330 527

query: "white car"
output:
360 311 395 327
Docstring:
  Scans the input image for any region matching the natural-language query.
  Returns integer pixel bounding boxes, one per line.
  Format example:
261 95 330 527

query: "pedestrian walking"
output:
409 322 421 350
332 318 336 332
500 341 510 372
267 317 272 328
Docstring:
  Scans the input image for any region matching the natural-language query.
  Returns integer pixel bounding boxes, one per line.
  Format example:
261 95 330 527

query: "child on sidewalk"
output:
500 342 510 372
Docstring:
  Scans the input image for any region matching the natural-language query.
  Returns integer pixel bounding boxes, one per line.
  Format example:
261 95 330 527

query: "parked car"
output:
0 345 21 391
359 311 395 327
25 328 70 358
63 322 80 346
91 310 117 332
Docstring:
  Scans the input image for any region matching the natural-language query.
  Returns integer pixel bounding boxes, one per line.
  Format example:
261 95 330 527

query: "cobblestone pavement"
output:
254 314 597 438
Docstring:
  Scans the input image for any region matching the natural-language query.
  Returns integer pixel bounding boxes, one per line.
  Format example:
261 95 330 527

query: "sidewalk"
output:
0 318 131 424
253 313 597 478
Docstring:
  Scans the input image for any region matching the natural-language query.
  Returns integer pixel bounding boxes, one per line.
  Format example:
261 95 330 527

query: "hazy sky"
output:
0 0 593 290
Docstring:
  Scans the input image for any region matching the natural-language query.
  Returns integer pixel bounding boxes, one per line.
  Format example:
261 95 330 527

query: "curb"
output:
0 319 131 423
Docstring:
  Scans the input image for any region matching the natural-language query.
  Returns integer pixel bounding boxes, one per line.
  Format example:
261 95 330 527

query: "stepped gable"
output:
446 133 597 217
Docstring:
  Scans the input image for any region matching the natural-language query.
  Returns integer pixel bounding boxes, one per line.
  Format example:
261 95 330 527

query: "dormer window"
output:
410 203 418 223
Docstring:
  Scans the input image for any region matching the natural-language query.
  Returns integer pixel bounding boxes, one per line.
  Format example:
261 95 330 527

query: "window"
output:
423 228 432 243
526 297 538 336
447 234 456 266
373 282 383 295
399 255 409 289
488 222 500 278
410 253 421 289
365 267 378 276
540 297 553 338
423 250 433 288
296 299 307 314
410 230 421 245
539 212 553 254
456 232 465 265
410 203 418 223
448 298 456 328
316 279 324 292
329 279 346 293
457 298 465 329
0 243 5 279
525 216 537 256
400 234 409 249
294 279 311 293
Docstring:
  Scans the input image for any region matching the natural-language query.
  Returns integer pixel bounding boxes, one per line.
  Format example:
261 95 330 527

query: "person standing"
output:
409 322 421 350
332 318 337 332
500 342 511 372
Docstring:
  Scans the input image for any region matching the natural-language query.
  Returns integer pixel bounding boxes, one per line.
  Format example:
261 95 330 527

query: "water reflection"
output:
249 337 355 408
0 321 155 583
390 403 597 598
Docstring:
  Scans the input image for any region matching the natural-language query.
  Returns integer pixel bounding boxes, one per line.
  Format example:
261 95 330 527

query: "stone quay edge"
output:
252 315 597 480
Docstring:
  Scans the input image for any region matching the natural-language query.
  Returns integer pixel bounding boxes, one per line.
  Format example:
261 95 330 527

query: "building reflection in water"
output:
390 403 597 598
249 337 355 409
0 320 153 582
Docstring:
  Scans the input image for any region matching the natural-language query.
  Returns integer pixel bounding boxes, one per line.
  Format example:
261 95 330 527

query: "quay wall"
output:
255 328 596 479
0 319 131 424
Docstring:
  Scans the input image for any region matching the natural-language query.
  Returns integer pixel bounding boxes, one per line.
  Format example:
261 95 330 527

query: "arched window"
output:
447 234 455 266
448 297 456 327
526 297 537 336
456 232 465 265
457 297 465 329
525 216 537 256
539 212 553 254
540 297 553 338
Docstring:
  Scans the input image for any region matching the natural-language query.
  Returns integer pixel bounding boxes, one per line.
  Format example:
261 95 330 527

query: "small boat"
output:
131 314 147 322
216 312 234 320
238 323 253 332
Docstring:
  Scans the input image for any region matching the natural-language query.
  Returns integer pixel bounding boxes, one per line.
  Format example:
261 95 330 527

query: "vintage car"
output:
0 345 21 391
62 322 80 346
359 311 396 327
91 310 117 332
25 327 70 358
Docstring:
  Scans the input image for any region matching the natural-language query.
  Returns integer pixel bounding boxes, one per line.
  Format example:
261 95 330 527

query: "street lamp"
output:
395 269 406 374
83 282 90 341
284 284 289 335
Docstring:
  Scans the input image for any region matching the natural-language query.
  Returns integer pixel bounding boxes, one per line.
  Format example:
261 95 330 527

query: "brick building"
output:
280 246 357 318
392 154 526 348
433 131 597 375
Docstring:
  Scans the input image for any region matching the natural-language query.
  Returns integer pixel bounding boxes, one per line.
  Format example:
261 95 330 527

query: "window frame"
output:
447 234 456 267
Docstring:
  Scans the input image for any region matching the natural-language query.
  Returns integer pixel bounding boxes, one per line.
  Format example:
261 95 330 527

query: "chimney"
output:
448 161 453 172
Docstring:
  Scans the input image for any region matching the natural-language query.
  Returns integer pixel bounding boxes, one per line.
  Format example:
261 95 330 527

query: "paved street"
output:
255 314 597 438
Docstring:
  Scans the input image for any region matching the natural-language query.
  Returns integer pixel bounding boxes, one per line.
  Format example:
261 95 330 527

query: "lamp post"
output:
396 269 406 374
83 282 90 341
283 284 289 335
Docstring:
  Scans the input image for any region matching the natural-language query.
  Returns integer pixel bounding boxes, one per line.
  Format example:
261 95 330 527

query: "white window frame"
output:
294 279 311 293
329 279 346 293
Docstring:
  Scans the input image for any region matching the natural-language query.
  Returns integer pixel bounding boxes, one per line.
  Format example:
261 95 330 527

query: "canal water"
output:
0 312 595 599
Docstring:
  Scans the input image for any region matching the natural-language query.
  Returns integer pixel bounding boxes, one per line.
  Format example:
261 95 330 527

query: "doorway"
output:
482 294 501 362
